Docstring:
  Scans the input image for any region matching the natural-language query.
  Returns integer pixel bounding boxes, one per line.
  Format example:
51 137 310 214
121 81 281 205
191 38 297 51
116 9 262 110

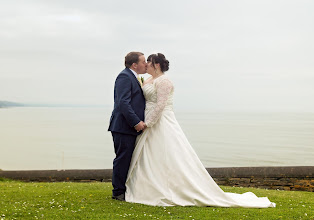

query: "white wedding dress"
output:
125 75 275 208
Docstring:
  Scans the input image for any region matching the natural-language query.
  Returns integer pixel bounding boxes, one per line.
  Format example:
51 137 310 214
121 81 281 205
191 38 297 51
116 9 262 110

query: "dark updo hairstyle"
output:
125 51 144 68
147 53 169 72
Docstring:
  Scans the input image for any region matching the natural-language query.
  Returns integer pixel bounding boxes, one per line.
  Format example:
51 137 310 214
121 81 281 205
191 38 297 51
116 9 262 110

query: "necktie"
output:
137 76 143 87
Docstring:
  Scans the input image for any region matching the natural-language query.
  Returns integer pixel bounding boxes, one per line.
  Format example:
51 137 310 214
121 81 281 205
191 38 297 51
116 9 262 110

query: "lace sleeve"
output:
145 78 173 128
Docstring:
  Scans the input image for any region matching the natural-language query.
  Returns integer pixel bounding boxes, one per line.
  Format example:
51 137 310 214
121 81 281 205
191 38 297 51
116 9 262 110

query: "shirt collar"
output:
129 68 138 78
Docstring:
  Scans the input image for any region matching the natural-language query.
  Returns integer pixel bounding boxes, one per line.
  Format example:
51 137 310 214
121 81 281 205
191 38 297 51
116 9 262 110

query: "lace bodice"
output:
143 75 174 127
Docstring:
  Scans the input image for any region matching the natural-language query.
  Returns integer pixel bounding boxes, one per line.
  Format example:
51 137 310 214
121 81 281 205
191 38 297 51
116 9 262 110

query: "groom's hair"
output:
125 52 144 68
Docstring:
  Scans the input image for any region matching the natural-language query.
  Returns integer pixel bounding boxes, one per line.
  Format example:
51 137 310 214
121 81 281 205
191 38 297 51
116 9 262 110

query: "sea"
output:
0 107 313 170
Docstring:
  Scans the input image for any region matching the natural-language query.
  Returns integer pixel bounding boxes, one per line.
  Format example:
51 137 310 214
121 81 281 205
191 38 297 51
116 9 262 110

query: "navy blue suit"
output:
108 68 145 196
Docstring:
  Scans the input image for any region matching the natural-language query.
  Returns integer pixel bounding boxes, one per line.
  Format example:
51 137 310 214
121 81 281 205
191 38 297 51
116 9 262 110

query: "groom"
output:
108 52 147 201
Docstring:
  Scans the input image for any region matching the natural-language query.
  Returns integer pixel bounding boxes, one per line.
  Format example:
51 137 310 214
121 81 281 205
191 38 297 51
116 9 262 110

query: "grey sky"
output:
1 0 313 112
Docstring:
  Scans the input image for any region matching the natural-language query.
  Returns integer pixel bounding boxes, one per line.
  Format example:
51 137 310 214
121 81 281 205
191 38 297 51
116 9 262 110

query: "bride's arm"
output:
145 78 173 127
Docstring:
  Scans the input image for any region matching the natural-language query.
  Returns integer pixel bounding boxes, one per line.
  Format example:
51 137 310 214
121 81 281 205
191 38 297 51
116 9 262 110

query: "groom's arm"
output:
115 74 141 128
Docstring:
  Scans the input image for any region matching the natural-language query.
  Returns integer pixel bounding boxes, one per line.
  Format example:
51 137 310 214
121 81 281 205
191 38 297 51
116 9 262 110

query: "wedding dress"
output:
125 75 275 208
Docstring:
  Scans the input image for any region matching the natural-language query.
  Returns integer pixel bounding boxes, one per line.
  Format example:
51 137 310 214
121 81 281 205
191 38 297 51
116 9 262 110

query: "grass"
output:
0 179 313 219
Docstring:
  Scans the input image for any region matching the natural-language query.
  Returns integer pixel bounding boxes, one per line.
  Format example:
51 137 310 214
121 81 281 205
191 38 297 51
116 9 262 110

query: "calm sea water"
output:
0 107 313 170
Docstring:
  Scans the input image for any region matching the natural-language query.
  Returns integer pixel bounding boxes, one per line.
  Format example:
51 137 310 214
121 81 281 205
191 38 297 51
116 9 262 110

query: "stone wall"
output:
1 166 313 192
206 166 314 192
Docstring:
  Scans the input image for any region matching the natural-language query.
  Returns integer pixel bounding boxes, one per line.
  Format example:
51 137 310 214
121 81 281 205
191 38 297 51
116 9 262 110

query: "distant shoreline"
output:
0 101 108 108
0 101 24 108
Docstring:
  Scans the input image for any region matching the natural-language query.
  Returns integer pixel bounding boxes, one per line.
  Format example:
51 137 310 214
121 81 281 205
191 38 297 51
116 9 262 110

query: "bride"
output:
125 53 275 208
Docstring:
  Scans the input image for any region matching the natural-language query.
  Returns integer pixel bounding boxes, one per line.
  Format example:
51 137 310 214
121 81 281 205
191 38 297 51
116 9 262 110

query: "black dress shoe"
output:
112 194 125 201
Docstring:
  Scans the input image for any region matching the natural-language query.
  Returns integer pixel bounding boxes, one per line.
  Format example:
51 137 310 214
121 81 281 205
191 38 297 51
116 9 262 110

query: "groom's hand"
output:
134 121 146 132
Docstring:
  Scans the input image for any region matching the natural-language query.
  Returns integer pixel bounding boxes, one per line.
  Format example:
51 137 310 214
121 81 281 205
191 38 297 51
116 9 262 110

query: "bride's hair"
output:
147 53 169 72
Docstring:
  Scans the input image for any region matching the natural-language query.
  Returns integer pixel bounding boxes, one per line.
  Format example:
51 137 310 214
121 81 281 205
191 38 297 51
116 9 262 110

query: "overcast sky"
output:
1 0 313 112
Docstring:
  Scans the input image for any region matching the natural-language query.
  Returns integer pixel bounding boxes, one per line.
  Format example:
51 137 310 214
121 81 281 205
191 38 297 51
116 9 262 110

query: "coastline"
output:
1 166 313 192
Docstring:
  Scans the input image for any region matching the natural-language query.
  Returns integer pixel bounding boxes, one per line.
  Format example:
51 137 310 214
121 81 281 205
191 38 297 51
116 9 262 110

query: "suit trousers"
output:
111 131 137 196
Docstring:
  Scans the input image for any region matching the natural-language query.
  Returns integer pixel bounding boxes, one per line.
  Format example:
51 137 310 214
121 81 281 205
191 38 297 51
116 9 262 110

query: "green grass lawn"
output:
0 178 313 219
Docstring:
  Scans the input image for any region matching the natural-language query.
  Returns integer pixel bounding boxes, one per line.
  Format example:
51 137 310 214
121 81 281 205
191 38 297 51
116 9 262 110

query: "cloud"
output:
0 0 313 111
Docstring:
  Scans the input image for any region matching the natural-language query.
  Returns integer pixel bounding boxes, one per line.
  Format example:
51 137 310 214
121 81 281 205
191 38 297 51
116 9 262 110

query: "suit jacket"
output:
108 68 146 135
